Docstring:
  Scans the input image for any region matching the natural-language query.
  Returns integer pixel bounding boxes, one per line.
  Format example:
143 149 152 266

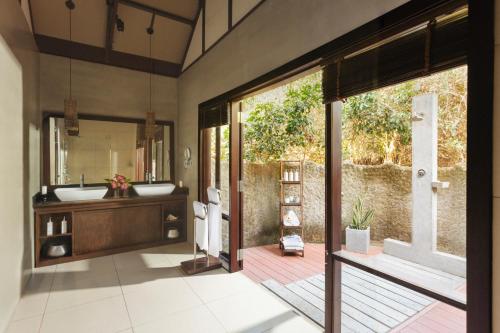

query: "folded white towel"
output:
282 234 304 248
193 201 209 251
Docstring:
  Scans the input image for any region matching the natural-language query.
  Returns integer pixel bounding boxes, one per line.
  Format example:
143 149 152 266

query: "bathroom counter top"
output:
33 186 189 211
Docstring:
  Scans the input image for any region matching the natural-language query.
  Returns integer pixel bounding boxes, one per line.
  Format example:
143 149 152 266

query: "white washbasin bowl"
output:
134 183 176 196
55 186 108 202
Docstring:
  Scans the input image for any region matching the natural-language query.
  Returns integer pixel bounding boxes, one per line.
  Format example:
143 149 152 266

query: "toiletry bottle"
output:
283 170 289 181
47 217 53 236
41 185 48 203
294 169 300 181
61 216 68 234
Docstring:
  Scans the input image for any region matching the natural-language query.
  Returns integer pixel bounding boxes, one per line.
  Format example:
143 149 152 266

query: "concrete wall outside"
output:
238 161 466 258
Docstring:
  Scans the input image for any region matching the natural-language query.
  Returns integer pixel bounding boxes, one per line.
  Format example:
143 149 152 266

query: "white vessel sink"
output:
54 186 108 202
134 183 176 196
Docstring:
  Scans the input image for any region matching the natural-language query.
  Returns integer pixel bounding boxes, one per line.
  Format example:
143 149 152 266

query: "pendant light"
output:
145 16 156 140
64 0 79 136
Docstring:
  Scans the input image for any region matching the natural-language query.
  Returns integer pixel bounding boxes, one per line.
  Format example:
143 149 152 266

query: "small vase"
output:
113 189 120 198
122 189 129 198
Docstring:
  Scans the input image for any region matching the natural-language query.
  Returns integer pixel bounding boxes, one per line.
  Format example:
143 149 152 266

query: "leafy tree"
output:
243 73 323 162
242 66 467 167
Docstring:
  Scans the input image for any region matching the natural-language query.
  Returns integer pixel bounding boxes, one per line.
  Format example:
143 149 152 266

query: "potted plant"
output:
105 174 131 198
346 197 374 254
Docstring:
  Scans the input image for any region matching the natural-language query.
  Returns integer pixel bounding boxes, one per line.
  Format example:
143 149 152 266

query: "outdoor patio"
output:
242 243 466 333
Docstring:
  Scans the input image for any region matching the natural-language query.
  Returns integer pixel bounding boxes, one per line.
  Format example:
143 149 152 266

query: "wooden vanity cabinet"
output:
33 193 187 267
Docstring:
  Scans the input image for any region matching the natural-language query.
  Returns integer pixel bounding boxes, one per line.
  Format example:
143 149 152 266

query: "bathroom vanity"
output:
33 187 188 267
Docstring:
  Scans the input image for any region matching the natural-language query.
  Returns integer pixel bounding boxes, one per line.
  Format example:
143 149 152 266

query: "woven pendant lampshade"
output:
145 110 156 139
64 98 79 136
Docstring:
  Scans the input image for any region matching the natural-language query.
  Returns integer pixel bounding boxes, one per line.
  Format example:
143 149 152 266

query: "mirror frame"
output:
42 111 175 188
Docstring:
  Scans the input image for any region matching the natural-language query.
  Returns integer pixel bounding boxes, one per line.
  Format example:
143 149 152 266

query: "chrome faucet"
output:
147 172 153 184
80 174 84 188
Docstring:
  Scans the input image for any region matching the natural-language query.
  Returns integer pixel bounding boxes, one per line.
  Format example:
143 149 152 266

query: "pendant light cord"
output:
149 32 152 112
69 3 72 99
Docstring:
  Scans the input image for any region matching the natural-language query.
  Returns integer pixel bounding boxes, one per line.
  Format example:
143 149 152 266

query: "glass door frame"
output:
197 0 493 330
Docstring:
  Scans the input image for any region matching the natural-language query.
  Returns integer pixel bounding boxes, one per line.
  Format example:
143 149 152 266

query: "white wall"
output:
40 54 178 121
0 0 40 331
177 0 408 243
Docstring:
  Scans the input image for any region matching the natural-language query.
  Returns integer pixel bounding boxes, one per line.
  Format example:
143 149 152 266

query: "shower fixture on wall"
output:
64 0 79 136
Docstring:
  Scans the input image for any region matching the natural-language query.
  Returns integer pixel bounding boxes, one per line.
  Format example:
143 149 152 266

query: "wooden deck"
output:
242 243 466 332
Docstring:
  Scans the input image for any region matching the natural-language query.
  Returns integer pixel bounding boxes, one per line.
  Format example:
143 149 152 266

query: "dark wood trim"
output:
169 122 176 184
228 0 232 29
41 112 175 187
215 126 221 188
197 0 466 108
200 129 211 204
201 0 206 53
27 0 35 34
182 0 267 73
192 0 484 331
42 111 174 126
467 0 494 331
181 2 203 70
325 103 342 333
42 114 50 189
105 0 118 62
35 34 181 77
118 0 194 26
229 101 241 272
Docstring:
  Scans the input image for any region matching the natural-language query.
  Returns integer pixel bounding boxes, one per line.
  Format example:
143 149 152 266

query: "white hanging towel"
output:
193 201 208 251
207 187 222 258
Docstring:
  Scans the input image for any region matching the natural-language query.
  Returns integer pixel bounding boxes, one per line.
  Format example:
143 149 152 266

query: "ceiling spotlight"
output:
116 16 125 32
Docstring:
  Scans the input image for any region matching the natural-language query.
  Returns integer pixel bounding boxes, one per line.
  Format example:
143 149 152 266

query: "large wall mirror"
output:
43 113 174 186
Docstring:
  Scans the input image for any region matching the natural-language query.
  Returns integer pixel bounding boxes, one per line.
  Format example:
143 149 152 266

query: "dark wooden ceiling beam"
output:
105 0 119 62
118 0 194 26
180 0 202 69
35 34 181 77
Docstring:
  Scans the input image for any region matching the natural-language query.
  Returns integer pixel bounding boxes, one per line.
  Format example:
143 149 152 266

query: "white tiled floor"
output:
6 243 322 333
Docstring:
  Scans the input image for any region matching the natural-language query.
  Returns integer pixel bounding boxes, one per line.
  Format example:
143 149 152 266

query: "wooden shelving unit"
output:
279 160 304 257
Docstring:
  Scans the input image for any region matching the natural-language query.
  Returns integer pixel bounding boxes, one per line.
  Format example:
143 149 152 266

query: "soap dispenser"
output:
61 216 68 234
47 217 53 236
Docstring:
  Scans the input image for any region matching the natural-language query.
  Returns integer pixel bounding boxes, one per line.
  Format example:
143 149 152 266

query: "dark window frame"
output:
197 0 492 331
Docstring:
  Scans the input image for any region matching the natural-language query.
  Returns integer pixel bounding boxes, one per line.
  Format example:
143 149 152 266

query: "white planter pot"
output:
346 226 370 254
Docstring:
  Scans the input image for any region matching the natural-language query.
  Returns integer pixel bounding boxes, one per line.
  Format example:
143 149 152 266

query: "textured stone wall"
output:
239 161 466 258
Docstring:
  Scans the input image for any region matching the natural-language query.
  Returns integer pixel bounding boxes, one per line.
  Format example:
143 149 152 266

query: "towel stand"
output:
181 200 222 275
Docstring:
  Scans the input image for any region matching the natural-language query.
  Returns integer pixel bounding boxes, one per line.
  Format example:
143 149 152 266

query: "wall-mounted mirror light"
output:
184 147 192 169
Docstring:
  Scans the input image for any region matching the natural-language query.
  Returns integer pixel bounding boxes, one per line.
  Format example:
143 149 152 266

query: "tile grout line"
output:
203 301 230 333
173 253 230 332
112 255 135 333
37 266 57 333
